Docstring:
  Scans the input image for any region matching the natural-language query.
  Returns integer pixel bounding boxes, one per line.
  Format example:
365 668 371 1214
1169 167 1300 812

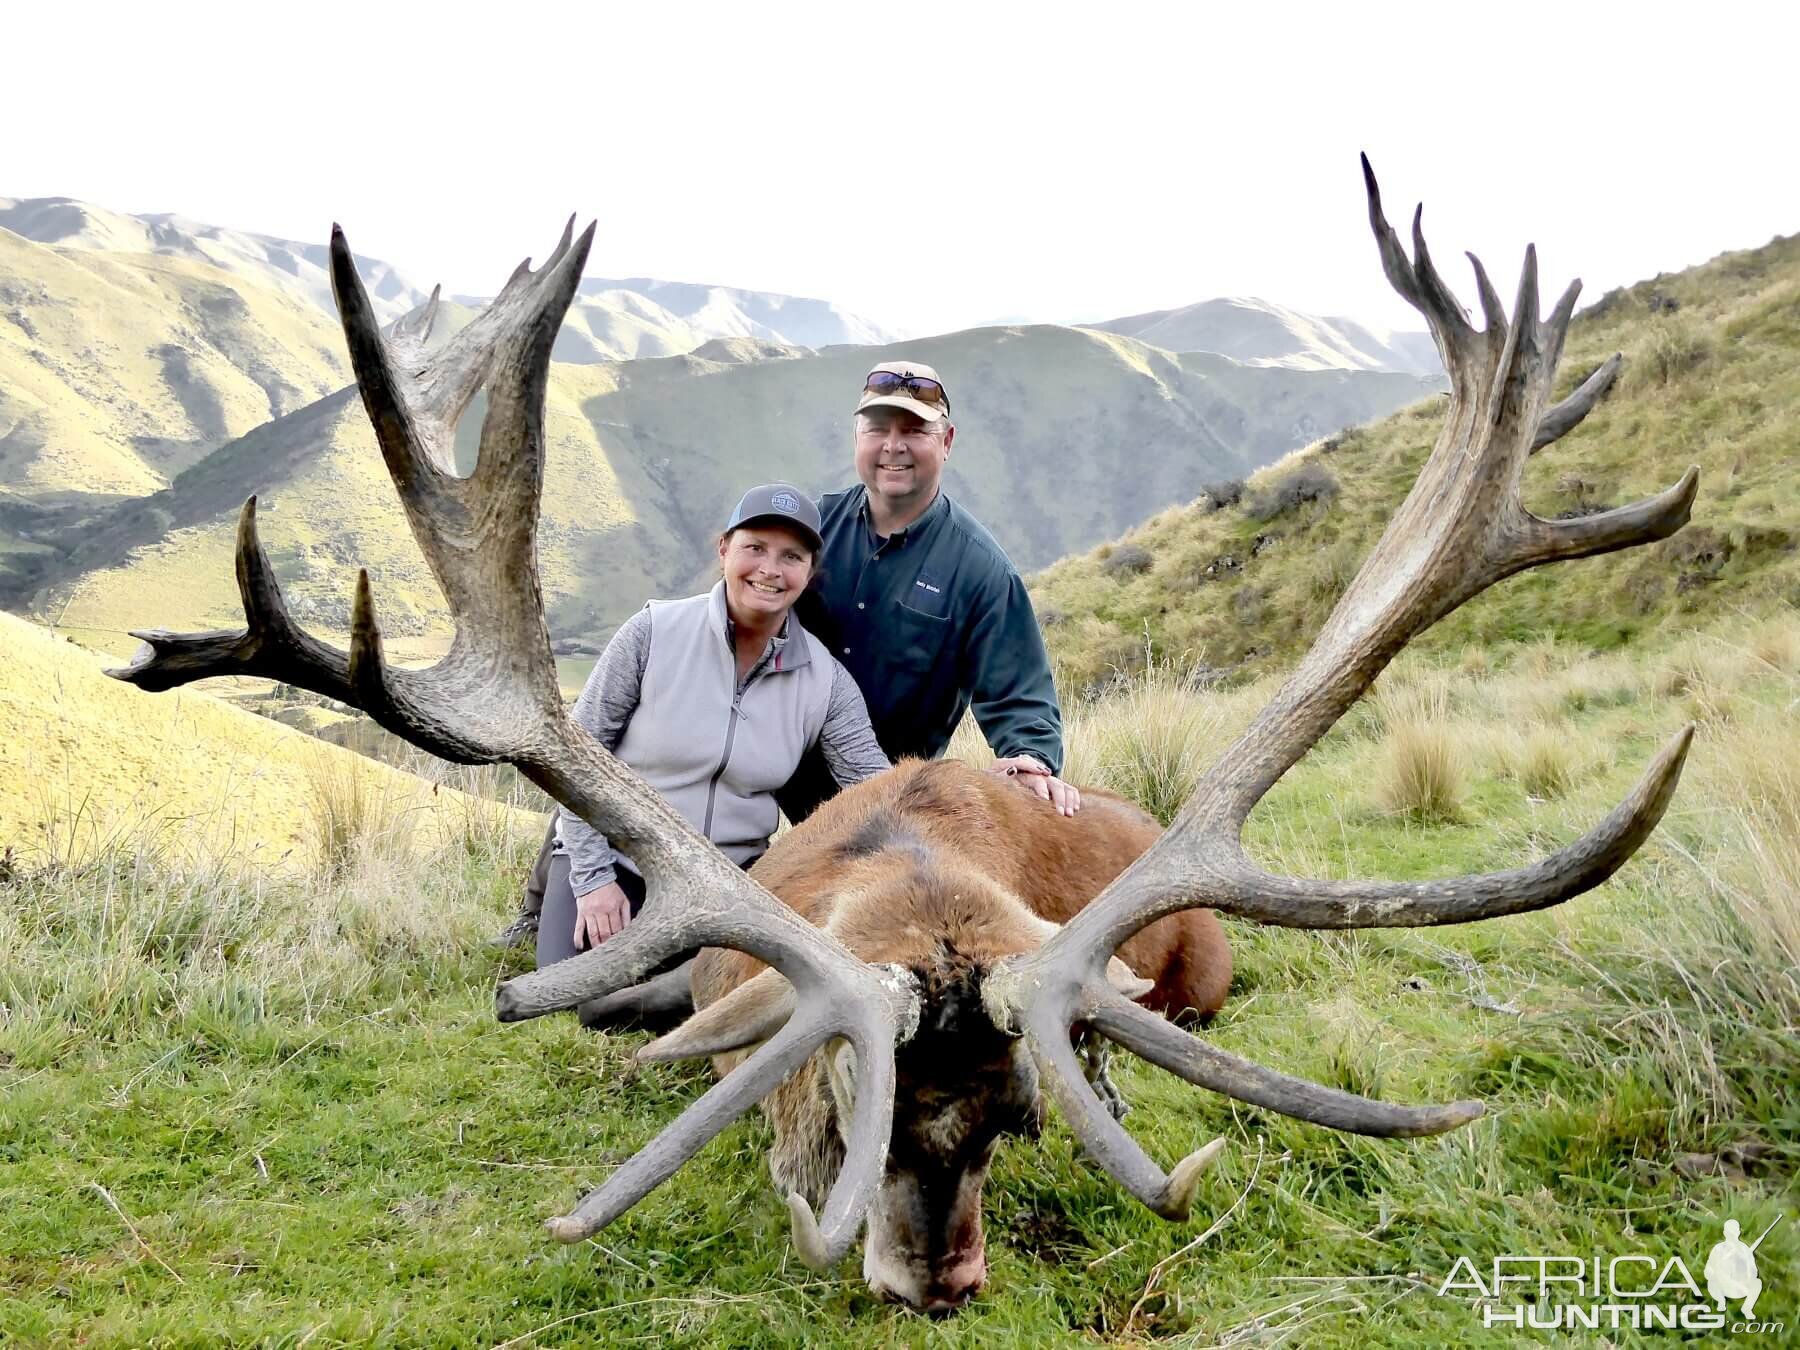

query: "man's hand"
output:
989 755 1082 816
574 881 632 950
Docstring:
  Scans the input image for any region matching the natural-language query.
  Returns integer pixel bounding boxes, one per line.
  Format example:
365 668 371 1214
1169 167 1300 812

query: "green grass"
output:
5 627 1797 1346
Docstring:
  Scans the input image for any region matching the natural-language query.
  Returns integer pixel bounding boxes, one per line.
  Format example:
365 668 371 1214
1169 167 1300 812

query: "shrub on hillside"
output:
1200 479 1244 512
1640 318 1713 387
1306 538 1363 604
1101 543 1154 577
1246 462 1339 522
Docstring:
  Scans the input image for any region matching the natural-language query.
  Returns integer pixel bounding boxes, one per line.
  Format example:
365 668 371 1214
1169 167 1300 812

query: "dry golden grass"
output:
1060 671 1230 826
950 663 1269 826
1746 613 1800 677
0 611 538 873
1679 671 1800 970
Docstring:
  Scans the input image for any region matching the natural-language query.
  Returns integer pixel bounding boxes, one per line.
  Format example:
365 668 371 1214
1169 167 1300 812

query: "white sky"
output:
10 1 1797 337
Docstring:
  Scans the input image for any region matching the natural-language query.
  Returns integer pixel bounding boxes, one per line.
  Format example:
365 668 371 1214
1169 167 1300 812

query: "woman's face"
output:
718 524 815 625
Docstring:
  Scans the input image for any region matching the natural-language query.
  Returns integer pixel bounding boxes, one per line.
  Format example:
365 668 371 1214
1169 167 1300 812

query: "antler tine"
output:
1466 251 1508 336
1361 154 1474 370
109 496 355 697
986 158 1701 1223
635 968 797 1062
547 979 907 1271
386 283 442 354
1534 352 1623 453
546 1014 826 1244
329 219 588 608
1021 989 1478 1223
1021 999 1225 1219
1085 998 1482 1136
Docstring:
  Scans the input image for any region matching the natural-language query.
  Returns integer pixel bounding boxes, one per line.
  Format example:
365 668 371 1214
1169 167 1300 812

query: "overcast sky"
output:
10 1 1797 338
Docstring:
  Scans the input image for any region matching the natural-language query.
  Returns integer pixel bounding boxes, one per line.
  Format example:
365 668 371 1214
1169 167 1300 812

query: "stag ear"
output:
1106 957 1154 1002
826 1039 858 1121
637 969 795 1063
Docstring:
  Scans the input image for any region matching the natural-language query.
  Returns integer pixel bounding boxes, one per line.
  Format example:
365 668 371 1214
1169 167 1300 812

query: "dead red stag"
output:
111 156 1696 1311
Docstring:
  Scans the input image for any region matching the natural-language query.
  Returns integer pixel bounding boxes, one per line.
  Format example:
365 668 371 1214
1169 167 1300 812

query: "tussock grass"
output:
1494 725 1590 800
954 662 1245 826
1696 699 1800 968
1063 666 1231 826
1638 316 1715 388
302 744 407 877
1373 721 1467 822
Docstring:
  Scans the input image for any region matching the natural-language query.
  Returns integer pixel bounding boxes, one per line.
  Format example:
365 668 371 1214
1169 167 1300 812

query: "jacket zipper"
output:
702 655 769 838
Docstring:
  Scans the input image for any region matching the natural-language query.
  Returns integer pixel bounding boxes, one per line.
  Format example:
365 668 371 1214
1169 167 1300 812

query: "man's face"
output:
854 409 954 513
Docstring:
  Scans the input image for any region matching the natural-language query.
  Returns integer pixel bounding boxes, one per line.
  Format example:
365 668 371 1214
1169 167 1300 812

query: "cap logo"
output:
771 491 799 512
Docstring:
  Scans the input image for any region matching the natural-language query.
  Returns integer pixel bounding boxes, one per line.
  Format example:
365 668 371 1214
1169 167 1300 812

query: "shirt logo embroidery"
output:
771 491 799 512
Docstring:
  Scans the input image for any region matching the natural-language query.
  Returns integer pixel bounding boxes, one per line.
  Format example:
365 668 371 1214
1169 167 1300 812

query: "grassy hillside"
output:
26 325 1436 654
0 610 539 871
0 228 351 509
2 620 1793 1345
1036 233 1800 694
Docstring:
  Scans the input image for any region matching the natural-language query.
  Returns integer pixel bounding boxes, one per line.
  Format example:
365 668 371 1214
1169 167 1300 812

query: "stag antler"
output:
109 222 921 1270
984 156 1699 1220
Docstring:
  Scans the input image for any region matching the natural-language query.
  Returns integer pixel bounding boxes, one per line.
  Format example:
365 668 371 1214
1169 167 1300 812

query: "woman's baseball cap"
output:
724 483 824 553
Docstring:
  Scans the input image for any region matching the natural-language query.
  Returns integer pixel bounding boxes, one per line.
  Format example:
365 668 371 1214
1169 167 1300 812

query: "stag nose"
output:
922 1253 987 1315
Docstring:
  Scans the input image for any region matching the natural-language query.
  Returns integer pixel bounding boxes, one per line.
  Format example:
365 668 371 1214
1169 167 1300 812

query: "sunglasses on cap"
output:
863 369 949 411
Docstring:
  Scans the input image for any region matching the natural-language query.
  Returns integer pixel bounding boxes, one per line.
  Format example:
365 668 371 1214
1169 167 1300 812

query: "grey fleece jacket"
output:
556 584 889 894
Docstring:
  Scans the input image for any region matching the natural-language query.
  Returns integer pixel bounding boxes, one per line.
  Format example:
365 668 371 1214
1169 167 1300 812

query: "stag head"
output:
111 157 1696 1300
635 824 1154 1310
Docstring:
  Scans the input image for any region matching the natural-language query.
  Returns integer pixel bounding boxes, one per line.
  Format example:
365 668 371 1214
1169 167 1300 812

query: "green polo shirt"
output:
794 485 1064 774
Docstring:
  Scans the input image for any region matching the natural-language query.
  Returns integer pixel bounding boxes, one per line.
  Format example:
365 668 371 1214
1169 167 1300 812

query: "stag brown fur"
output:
681 758 1228 1308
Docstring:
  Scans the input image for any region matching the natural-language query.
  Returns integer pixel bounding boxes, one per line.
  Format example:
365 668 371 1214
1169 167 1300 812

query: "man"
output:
491 359 1075 949
778 359 1077 822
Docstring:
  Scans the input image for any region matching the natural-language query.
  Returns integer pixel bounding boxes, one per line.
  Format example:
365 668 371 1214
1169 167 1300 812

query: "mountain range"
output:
0 197 903 364
19 323 1438 656
1 193 1446 653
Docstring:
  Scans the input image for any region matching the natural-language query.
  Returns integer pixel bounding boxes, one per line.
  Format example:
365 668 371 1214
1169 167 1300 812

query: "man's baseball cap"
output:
855 360 952 424
724 483 823 553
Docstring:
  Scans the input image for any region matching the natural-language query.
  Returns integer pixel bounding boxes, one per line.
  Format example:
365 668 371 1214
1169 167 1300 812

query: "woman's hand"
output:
574 881 632 950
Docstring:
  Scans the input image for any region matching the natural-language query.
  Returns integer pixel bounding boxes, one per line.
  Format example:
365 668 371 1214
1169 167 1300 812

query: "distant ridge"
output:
0 195 430 323
1085 296 1440 375
445 276 901 363
1 195 900 363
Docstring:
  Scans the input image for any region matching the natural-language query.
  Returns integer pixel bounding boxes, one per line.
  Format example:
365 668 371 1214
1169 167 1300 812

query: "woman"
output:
536 483 890 970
